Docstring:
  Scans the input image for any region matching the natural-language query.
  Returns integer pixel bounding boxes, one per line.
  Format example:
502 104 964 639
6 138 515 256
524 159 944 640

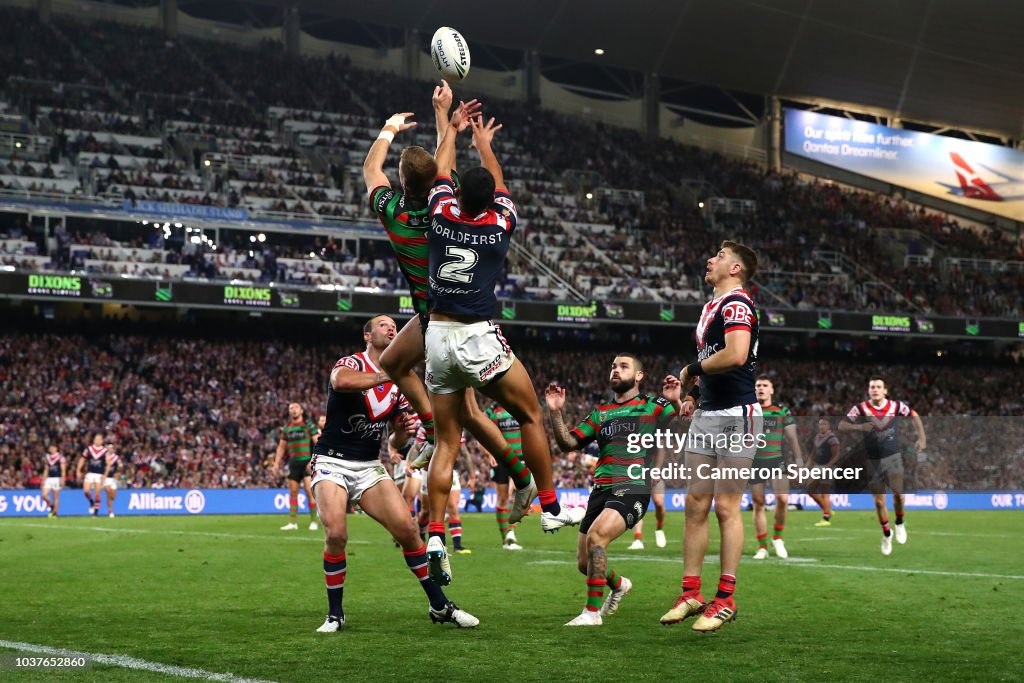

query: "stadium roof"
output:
238 0 1024 139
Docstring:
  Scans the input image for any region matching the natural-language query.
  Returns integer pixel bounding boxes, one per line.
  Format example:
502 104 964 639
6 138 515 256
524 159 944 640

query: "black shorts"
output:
491 461 510 485
580 487 650 535
749 458 784 485
288 458 311 482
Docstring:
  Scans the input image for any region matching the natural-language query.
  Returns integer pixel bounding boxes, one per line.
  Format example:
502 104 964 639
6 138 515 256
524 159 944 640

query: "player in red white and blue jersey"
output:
76 434 110 516
103 451 121 517
421 105 582 587
839 377 926 556
40 445 66 517
310 314 478 633
661 240 761 633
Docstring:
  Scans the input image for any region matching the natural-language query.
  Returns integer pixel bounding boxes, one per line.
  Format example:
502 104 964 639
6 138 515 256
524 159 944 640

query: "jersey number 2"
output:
437 246 478 284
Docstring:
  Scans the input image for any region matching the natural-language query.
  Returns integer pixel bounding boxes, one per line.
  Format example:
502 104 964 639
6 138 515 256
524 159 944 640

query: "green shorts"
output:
288 458 311 482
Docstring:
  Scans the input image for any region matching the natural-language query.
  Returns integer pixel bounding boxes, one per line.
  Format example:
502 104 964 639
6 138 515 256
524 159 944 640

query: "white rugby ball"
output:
430 26 471 81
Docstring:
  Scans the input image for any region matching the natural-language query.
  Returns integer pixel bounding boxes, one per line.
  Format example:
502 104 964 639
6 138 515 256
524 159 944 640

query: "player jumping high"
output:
750 376 803 559
362 81 537 523
422 106 583 585
310 315 477 632
660 240 761 633
546 353 678 626
839 377 926 556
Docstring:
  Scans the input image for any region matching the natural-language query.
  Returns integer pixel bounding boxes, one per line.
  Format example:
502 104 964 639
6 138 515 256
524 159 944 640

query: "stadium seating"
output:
0 6 1020 314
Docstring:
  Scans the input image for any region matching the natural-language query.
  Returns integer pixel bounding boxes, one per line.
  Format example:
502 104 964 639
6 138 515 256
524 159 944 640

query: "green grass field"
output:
1 511 1022 682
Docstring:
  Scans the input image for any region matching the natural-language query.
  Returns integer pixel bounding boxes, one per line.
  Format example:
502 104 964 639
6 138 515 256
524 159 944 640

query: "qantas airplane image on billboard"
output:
785 109 1024 221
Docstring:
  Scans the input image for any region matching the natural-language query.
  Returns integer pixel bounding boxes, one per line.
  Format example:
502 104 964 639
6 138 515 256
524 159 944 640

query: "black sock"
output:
404 547 448 611
323 552 346 619
895 514 904 525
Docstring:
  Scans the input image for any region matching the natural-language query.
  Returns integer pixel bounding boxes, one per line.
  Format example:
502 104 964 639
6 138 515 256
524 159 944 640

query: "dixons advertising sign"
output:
785 109 1024 221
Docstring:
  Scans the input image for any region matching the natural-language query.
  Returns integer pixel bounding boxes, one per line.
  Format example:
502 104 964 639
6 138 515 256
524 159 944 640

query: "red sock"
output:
682 575 701 596
756 532 768 549
656 519 664 530
715 574 736 601
538 489 559 514
634 531 643 540
881 517 891 537
772 524 784 540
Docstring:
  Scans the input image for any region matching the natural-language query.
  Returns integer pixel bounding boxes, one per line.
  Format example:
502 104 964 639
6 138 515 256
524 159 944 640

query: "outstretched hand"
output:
450 99 482 133
383 112 417 134
471 115 502 148
544 383 566 411
432 80 453 112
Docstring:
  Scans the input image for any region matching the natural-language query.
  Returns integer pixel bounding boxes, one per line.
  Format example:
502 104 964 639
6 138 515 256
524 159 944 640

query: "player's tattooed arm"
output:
544 384 578 452
330 365 390 393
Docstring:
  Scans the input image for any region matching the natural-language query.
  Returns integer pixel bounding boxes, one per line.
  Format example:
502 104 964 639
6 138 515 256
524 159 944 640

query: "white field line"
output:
0 640 277 682
522 548 1024 580
0 522 369 544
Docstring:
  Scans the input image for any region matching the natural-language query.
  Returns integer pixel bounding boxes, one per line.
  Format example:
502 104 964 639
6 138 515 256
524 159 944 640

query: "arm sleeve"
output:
428 177 456 214
369 186 395 218
491 190 518 233
720 298 756 333
654 396 678 427
844 405 862 422
570 410 599 449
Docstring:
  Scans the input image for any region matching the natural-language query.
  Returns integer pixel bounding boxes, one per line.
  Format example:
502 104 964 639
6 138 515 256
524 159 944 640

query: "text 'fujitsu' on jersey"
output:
426 176 518 319
694 287 759 410
316 351 408 462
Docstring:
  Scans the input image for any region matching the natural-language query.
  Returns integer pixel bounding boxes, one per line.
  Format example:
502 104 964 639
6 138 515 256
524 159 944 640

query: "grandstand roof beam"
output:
160 0 178 39
282 0 300 57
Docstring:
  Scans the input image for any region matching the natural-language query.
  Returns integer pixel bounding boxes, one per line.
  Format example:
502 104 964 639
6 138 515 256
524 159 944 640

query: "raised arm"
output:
544 384 579 452
362 112 417 197
471 116 505 189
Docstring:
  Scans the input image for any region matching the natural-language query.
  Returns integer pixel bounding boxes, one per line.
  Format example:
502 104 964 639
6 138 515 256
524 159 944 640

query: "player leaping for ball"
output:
546 353 678 626
422 106 584 585
310 315 478 632
839 377 926 556
362 81 538 524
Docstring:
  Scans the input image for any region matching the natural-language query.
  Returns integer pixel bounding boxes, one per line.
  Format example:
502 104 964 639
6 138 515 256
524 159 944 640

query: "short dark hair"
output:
869 376 886 386
722 240 758 282
756 375 773 385
613 352 643 373
363 315 388 334
459 166 496 216
399 146 437 201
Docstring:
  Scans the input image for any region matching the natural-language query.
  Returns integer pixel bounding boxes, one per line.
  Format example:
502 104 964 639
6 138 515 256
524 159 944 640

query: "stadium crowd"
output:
1 331 1021 493
1 7 1022 316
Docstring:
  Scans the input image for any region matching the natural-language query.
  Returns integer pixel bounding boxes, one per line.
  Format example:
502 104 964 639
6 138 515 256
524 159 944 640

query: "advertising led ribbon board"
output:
785 108 1024 221
1 272 1020 340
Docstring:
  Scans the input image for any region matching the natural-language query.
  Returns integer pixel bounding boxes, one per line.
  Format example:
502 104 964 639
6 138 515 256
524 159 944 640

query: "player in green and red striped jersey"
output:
546 354 678 626
484 403 530 550
362 83 536 524
273 402 321 531
749 377 803 559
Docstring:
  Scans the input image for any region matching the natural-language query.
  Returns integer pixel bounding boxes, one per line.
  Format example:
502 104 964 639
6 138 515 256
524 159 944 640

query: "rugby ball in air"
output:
431 26 471 81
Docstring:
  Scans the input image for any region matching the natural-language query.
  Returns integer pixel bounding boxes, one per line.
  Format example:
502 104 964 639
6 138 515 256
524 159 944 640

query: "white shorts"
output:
84 473 104 486
44 477 62 491
424 320 515 394
420 463 461 497
310 458 389 503
687 403 764 459
393 460 407 486
104 478 118 490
